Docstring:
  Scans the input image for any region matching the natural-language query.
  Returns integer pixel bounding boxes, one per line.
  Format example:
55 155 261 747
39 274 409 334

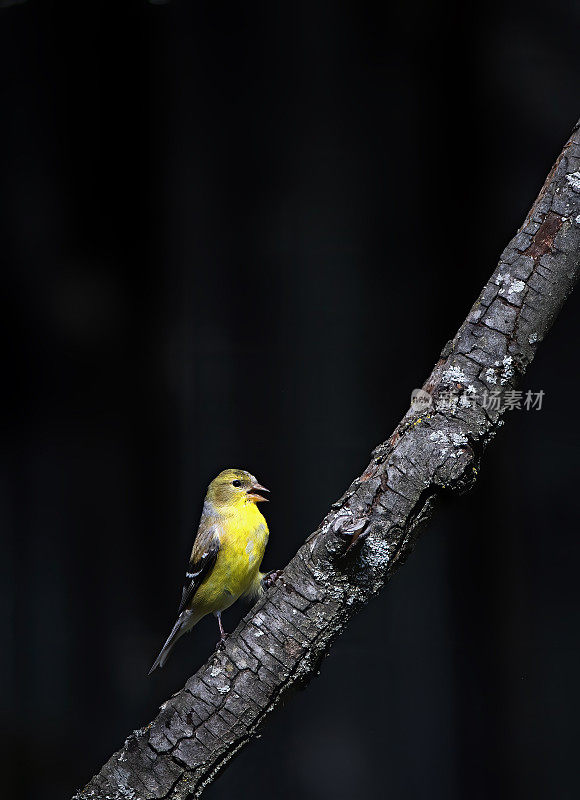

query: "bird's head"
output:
206 468 269 510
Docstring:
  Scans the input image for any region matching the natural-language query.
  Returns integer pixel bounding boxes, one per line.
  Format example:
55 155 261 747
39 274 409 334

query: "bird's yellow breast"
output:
192 501 268 618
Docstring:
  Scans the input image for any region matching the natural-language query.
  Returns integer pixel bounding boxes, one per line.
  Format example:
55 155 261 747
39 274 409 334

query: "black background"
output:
2 2 580 799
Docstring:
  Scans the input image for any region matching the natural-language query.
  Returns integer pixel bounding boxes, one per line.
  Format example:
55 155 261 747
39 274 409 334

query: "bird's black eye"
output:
232 479 242 487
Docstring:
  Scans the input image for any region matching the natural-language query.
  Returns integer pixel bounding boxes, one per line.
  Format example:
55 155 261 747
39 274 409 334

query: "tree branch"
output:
74 119 580 800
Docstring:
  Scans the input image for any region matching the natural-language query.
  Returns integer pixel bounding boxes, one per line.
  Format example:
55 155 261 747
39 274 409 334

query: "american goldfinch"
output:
149 468 274 673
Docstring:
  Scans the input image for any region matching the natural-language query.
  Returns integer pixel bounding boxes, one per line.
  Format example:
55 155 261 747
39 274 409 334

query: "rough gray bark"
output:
75 120 580 800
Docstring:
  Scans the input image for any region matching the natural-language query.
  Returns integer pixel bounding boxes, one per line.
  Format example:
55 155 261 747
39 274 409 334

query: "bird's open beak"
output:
246 482 270 503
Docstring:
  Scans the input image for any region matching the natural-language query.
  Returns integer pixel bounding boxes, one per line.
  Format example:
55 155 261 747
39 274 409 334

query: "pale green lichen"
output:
443 365 467 383
499 356 514 385
508 279 525 294
485 367 497 385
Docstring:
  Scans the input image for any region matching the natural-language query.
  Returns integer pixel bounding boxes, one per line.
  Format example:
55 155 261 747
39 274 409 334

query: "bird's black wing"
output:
177 534 220 614
148 520 222 674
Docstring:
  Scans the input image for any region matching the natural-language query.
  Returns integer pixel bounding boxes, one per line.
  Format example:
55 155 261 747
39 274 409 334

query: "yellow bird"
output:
149 468 276 673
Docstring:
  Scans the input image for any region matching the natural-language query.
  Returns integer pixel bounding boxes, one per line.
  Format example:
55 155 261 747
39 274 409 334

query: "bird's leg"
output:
215 610 228 650
261 569 283 591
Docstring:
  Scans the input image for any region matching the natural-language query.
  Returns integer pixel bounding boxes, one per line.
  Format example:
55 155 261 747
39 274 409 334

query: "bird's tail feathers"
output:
148 611 193 675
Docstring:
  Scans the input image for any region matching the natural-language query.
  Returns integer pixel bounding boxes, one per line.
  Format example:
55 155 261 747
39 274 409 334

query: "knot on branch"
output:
433 443 478 495
332 515 370 556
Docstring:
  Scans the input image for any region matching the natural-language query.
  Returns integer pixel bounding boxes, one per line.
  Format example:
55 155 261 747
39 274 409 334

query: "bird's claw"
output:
215 634 229 652
261 569 283 591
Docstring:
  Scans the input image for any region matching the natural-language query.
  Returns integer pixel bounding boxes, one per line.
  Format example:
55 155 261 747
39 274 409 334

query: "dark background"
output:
2 1 580 799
